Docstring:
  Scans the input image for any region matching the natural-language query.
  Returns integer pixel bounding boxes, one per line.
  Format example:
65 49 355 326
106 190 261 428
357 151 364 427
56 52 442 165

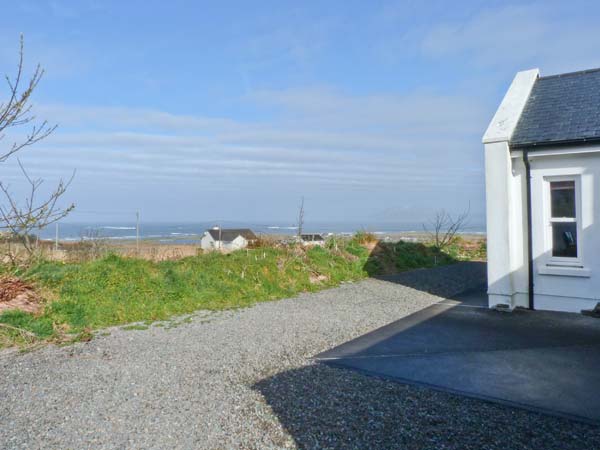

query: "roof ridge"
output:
540 67 600 80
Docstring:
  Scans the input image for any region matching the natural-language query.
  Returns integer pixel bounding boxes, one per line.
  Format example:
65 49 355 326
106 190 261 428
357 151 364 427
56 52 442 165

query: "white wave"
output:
101 226 136 230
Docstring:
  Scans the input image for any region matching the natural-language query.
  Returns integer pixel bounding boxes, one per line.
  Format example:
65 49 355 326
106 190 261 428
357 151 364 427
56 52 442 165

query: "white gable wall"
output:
227 235 248 251
485 142 529 309
200 232 216 251
484 69 538 310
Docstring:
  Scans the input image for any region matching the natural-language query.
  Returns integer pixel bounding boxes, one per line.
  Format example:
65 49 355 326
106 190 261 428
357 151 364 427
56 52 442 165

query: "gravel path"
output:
1 261 599 449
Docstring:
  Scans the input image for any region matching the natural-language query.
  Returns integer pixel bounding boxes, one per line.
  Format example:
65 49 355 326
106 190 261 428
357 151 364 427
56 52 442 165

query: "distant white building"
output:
484 67 600 313
200 227 257 252
300 234 325 246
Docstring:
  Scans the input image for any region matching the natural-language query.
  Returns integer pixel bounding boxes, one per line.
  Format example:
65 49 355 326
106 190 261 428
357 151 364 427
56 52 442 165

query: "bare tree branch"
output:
0 35 57 162
0 36 74 263
0 161 75 256
423 205 470 252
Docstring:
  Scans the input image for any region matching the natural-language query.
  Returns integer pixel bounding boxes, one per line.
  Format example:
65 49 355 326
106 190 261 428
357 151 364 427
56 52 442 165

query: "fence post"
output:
136 211 140 255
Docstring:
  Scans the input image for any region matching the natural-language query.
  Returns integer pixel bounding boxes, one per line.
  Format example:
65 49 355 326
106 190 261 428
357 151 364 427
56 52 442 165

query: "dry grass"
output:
352 230 378 245
0 240 204 263
248 235 280 249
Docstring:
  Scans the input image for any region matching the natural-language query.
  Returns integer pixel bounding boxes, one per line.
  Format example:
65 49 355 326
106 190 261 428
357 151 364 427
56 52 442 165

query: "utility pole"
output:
55 222 59 251
136 211 140 255
297 196 305 239
218 223 222 252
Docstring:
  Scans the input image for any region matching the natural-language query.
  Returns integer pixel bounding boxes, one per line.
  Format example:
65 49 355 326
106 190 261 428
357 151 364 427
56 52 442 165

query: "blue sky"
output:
2 0 600 227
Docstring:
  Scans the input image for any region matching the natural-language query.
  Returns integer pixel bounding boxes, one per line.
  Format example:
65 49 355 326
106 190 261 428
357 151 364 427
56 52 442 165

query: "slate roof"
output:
206 228 257 242
510 68 600 149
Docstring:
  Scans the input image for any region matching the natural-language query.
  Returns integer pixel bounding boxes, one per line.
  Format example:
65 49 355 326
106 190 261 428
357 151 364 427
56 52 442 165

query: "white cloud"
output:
248 87 488 135
35 104 241 133
419 2 600 74
2 83 487 222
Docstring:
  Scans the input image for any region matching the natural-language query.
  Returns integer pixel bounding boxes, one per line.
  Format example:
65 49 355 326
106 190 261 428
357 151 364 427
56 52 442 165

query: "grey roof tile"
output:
510 68 600 148
206 228 257 242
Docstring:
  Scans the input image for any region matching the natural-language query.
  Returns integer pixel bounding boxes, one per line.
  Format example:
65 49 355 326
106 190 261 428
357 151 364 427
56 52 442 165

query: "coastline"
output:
51 230 486 246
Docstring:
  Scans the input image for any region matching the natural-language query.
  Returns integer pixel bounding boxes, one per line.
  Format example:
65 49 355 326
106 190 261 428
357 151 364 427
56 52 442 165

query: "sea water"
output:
36 221 485 244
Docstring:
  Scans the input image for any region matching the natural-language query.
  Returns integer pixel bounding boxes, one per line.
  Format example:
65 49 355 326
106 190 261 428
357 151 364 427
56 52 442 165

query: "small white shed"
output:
200 228 257 252
484 67 600 313
300 234 325 246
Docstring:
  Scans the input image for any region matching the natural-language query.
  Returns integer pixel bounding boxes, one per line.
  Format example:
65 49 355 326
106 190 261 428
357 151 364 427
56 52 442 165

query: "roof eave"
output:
510 137 600 150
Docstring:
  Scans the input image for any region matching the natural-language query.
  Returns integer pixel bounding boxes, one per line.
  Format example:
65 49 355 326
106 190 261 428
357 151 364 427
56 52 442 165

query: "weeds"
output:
0 236 479 348
352 230 378 245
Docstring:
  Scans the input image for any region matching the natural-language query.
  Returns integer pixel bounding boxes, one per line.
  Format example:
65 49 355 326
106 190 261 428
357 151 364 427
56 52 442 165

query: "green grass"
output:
0 236 474 348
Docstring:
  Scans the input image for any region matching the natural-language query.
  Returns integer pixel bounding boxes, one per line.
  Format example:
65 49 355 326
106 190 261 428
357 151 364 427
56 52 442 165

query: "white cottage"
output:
300 234 325 246
484 67 600 313
200 227 257 252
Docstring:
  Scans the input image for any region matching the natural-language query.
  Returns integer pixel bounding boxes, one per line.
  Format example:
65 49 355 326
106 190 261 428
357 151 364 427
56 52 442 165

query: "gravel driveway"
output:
1 261 599 449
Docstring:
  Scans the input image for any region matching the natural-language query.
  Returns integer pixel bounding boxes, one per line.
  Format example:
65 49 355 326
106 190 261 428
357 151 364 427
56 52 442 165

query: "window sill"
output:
538 265 591 278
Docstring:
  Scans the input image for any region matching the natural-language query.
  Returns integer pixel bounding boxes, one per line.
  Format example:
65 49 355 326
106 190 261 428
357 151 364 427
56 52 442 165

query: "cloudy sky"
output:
1 0 600 227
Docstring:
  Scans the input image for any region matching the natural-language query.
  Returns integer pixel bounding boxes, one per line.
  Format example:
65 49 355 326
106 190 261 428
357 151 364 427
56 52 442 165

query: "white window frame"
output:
543 175 582 267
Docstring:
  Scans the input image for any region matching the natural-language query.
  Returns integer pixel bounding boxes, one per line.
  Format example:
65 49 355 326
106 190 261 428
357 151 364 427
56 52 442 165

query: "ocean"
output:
36 221 486 244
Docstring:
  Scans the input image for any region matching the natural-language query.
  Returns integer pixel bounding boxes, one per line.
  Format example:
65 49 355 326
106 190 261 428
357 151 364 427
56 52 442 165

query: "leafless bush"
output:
423 208 469 252
82 229 109 259
64 229 110 262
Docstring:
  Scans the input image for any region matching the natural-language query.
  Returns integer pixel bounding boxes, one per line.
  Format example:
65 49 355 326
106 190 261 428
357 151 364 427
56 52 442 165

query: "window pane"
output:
550 181 575 218
552 222 577 257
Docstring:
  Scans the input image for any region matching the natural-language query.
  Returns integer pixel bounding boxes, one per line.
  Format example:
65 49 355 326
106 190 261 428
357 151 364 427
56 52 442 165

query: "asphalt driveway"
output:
317 287 600 424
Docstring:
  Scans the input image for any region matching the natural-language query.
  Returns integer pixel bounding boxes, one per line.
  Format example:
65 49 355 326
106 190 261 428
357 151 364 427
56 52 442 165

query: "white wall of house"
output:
200 232 216 251
495 148 600 313
526 148 600 312
199 232 249 252
227 235 248 251
484 68 600 313
483 69 538 311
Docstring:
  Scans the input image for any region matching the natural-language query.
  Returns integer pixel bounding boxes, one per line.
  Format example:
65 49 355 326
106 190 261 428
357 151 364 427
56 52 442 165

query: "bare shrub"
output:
423 208 469 252
65 229 110 262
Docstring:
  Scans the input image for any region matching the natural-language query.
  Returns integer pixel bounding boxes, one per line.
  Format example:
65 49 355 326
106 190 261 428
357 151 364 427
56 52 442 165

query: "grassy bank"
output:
0 236 484 348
